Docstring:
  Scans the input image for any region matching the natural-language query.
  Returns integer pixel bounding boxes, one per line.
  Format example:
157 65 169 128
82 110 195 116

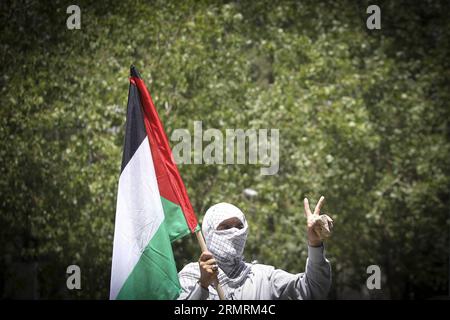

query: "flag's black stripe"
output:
120 83 147 173
130 65 141 78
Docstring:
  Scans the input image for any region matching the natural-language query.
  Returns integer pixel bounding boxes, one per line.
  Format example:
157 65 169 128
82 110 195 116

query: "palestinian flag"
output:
110 66 199 300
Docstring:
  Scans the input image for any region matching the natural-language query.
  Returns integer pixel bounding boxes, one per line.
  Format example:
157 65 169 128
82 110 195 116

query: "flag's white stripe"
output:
110 136 164 300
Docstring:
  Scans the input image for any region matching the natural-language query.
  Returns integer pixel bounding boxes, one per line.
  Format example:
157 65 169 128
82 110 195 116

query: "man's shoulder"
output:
250 262 276 274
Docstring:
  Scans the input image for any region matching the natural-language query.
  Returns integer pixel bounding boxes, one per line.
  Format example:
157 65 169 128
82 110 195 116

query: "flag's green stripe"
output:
161 196 199 242
117 197 199 299
116 220 181 300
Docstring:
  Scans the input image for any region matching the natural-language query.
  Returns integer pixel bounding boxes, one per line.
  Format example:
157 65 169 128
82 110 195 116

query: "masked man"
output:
178 196 333 300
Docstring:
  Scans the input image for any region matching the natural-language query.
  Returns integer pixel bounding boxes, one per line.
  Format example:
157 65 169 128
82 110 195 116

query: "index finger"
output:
304 198 312 217
314 196 325 215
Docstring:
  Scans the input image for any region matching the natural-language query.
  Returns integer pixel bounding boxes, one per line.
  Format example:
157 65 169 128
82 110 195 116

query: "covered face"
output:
202 203 248 277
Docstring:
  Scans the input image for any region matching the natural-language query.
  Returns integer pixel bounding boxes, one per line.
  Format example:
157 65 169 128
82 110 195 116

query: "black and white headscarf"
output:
202 203 252 288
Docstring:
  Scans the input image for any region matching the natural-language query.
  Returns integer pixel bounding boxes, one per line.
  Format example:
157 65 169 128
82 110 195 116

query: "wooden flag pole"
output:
195 230 226 300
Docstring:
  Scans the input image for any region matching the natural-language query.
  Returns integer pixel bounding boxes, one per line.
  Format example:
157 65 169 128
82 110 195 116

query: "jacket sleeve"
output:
177 263 210 300
268 245 332 300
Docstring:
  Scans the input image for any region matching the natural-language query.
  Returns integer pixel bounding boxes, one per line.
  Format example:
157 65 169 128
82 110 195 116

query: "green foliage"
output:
1 0 449 299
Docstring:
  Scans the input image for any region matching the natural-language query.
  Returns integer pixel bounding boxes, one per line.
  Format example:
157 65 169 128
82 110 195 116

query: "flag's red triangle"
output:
131 72 198 232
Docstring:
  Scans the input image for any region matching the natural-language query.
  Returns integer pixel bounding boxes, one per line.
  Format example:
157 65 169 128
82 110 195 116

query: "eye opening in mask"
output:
216 217 244 231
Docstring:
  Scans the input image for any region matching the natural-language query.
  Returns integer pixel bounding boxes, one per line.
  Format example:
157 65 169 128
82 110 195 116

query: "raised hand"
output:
304 196 334 247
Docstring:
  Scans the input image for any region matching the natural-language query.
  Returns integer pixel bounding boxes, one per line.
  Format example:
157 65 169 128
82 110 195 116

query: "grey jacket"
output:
177 245 332 300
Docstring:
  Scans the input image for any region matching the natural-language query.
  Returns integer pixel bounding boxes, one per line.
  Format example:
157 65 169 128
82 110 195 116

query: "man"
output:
178 196 333 300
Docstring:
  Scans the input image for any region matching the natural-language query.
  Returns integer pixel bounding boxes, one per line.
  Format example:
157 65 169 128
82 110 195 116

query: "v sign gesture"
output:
304 196 334 247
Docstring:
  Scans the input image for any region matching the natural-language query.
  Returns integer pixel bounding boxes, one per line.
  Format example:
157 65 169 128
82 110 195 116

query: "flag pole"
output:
195 230 226 300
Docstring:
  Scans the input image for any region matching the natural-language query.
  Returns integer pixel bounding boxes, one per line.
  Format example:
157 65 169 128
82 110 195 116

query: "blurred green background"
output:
1 0 449 299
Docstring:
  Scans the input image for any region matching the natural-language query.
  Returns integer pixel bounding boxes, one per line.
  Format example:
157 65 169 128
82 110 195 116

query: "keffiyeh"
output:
202 203 252 287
